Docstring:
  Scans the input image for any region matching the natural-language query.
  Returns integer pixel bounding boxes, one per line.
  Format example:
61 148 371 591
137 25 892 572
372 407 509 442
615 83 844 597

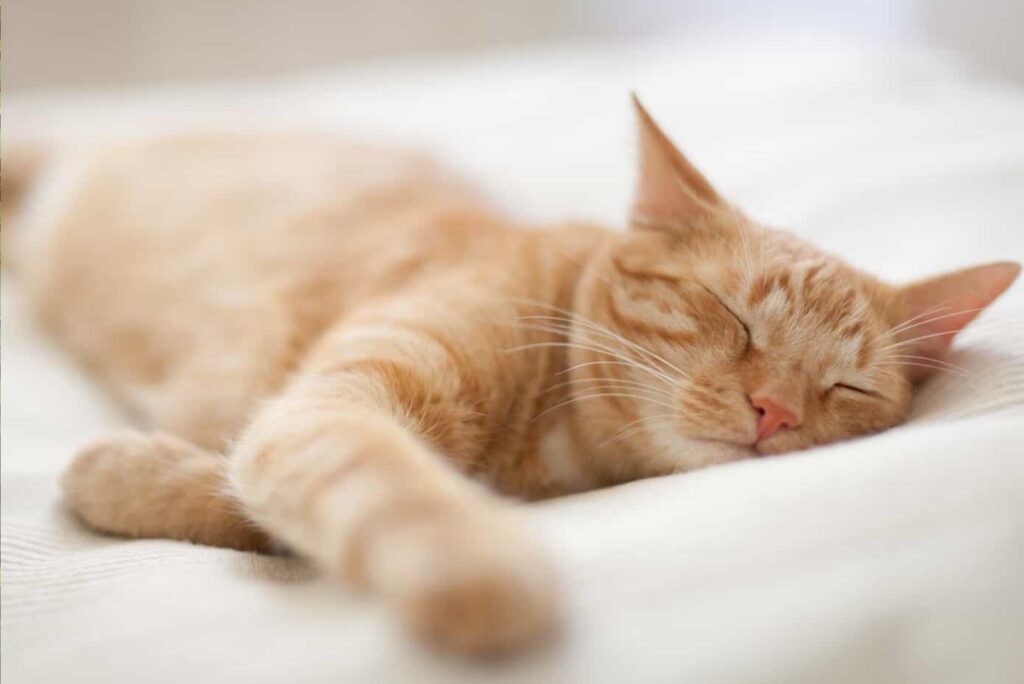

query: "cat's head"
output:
569 97 1019 478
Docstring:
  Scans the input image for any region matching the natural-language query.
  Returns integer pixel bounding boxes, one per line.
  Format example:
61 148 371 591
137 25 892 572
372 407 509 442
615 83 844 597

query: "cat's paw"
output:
63 431 273 551
371 511 560 656
62 431 192 535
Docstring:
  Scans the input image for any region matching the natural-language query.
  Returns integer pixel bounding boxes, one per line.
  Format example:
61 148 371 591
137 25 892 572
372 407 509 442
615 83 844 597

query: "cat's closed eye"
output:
702 285 751 352
830 382 879 398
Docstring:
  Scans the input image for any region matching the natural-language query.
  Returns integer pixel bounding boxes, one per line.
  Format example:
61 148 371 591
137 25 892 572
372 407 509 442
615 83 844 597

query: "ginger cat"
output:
7 98 1018 655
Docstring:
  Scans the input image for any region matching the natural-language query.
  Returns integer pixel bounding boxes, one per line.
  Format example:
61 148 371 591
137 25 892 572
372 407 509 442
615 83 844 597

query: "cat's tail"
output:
2 140 53 272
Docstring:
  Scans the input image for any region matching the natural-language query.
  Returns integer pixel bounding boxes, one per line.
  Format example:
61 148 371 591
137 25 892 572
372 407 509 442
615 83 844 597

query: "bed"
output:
3 32 1023 684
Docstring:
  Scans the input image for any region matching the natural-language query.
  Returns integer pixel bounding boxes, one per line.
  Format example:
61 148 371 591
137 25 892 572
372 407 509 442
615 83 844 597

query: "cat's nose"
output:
749 395 800 443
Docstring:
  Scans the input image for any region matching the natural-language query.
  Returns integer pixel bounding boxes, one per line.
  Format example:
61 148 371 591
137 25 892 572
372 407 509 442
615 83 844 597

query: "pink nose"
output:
750 395 799 442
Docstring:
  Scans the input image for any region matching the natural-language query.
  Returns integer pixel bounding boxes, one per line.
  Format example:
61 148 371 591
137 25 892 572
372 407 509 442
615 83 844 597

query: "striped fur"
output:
12 101 1018 654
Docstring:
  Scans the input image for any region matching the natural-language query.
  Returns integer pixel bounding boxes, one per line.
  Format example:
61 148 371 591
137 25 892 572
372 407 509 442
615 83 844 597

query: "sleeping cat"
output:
7 97 1018 655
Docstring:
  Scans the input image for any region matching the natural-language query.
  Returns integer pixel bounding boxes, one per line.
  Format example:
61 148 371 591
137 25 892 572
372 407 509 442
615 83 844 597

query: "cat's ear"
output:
630 94 724 233
895 261 1020 380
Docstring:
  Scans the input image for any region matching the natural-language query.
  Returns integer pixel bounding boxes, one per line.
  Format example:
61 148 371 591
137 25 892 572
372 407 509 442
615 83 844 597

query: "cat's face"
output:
568 98 1019 478
574 218 914 473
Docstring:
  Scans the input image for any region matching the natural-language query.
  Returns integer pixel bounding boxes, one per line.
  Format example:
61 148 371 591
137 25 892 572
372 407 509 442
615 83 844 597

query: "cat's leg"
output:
232 397 557 654
228 298 559 654
62 431 274 553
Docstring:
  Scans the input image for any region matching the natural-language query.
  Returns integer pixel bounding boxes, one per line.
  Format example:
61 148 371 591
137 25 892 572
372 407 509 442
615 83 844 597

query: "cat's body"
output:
8 100 1019 654
27 133 601 498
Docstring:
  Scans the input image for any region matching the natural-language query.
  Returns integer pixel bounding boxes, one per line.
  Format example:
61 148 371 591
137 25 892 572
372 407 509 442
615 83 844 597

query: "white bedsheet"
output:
3 33 1024 684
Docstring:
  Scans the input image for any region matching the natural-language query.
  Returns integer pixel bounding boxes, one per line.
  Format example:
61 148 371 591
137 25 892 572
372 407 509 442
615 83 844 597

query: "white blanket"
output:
3 33 1023 684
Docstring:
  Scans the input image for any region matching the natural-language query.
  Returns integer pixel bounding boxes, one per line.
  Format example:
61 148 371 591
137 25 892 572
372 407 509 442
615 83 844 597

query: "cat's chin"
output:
683 439 756 470
648 426 755 472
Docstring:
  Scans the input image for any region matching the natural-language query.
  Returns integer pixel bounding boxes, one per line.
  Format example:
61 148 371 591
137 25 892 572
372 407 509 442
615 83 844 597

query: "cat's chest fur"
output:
532 416 596 497
469 413 593 499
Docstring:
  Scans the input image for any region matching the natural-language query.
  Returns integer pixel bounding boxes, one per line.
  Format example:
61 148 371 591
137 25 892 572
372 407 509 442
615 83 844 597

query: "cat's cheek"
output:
824 395 905 439
760 394 907 454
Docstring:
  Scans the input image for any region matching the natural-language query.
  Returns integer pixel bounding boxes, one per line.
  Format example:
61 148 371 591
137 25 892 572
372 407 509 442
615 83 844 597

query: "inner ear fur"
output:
895 261 1020 380
630 95 727 234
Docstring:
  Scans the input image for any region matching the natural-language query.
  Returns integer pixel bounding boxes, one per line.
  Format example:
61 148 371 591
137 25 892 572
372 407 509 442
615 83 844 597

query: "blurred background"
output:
5 0 1024 93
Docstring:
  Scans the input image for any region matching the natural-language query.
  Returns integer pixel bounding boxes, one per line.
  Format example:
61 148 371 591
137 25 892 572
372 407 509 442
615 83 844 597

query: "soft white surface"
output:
3 34 1024 684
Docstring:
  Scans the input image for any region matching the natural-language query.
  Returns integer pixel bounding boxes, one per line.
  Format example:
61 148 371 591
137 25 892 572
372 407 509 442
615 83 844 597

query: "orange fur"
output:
12 100 1018 654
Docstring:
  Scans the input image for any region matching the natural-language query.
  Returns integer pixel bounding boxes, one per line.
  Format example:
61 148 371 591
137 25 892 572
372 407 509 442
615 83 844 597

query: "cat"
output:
5 96 1018 655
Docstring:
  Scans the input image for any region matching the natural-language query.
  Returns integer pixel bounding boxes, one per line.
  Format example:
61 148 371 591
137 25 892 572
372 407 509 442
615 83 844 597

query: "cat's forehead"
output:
739 253 882 367
754 256 868 314
748 231 871 308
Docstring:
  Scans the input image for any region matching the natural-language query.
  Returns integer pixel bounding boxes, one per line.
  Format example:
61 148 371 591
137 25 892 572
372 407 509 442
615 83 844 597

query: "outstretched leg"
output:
63 277 564 654
228 290 560 654
63 431 274 553
232 402 557 654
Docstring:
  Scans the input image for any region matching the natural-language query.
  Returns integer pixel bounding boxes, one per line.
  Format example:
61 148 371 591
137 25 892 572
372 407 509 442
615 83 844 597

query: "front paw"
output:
370 511 560 656
63 431 273 551
63 432 184 534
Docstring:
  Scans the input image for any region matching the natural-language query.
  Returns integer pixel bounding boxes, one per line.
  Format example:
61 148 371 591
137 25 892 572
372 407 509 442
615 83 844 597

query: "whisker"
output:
519 315 691 381
759 226 767 272
506 307 689 391
510 298 692 379
880 314 1024 352
886 306 990 339
558 358 682 380
534 392 678 421
603 413 677 446
887 303 950 336
733 207 755 285
505 341 685 390
540 376 679 401
880 329 970 352
885 354 975 376
510 321 684 388
872 360 973 378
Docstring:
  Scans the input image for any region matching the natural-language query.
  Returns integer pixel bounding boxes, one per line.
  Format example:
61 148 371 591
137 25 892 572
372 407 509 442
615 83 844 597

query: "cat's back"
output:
26 132 505 328
29 133 482 265
21 133 515 445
